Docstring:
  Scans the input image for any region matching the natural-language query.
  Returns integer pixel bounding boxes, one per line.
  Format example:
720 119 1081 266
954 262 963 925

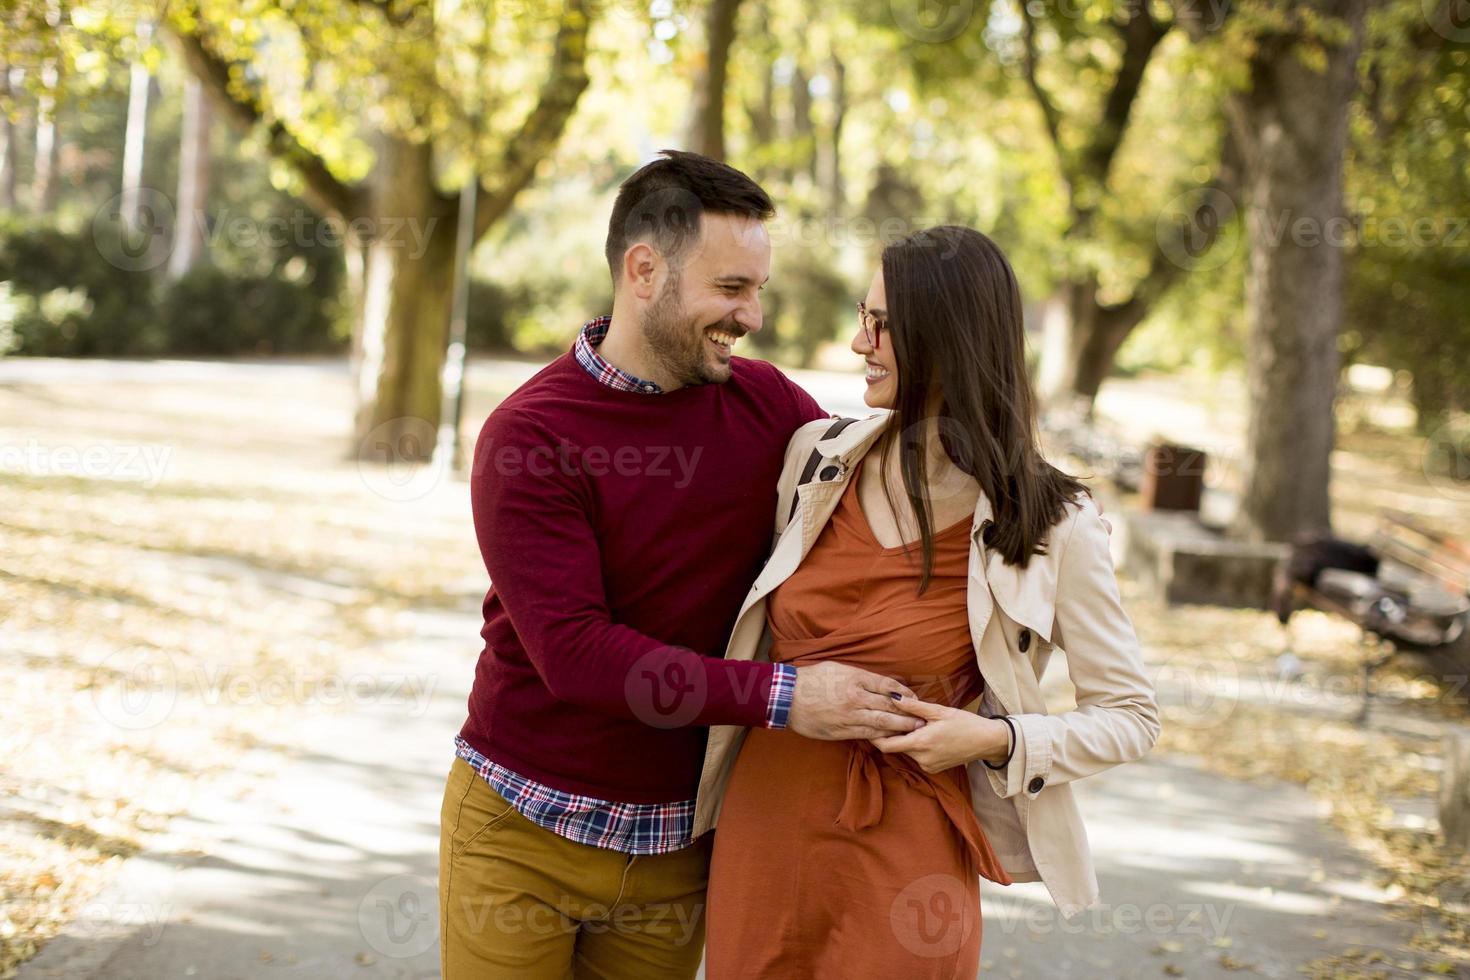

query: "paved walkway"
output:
19 605 1432 980
5 356 1441 978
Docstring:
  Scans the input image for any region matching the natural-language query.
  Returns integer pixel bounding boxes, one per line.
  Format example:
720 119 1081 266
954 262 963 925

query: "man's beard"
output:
639 271 735 387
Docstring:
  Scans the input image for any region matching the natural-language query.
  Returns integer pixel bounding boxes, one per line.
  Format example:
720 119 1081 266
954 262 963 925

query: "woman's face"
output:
853 268 899 409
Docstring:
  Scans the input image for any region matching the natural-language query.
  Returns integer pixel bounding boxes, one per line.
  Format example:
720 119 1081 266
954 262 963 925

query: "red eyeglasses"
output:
857 301 888 350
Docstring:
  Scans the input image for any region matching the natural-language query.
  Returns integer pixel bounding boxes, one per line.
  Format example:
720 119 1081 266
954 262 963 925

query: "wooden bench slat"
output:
1370 510 1470 596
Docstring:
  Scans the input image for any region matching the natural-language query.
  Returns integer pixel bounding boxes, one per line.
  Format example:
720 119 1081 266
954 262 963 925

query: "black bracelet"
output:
983 715 1017 771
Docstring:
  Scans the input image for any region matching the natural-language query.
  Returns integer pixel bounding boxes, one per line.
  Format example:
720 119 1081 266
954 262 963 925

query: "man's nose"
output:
735 297 763 334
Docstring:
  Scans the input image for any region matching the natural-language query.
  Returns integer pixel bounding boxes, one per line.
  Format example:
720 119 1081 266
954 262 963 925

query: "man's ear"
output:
623 243 659 301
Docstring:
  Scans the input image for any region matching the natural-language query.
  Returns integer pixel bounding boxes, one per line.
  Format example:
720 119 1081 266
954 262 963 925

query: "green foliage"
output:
765 243 851 368
1 0 1464 421
476 172 616 354
1345 247 1470 429
0 217 162 356
155 262 338 356
0 217 341 357
1344 17 1470 428
464 279 517 353
1118 232 1248 376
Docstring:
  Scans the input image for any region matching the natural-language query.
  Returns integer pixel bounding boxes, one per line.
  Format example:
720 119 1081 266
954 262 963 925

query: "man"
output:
440 150 922 978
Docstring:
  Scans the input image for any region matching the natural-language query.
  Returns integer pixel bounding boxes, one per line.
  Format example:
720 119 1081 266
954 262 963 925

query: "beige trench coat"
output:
692 412 1161 919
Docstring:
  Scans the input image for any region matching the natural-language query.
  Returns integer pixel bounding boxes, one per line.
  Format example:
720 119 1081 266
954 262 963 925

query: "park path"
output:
4 356 1439 979
16 606 1431 980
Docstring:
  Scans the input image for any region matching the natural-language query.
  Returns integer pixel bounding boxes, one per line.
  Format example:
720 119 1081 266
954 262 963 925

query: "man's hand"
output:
869 696 1010 773
787 662 924 740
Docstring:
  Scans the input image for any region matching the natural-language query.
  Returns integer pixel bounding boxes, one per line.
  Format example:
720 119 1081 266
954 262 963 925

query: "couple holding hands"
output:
439 149 1159 979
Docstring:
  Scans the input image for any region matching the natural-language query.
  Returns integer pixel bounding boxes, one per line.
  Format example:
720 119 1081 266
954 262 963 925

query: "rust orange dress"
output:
705 475 1013 979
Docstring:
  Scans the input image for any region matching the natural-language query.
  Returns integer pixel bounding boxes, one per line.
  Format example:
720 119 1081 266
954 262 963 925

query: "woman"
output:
692 225 1160 978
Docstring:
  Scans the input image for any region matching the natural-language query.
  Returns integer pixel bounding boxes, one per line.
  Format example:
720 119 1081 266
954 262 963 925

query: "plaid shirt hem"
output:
454 665 795 854
454 736 697 854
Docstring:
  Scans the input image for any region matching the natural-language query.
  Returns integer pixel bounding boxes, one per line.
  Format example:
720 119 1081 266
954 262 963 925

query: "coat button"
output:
819 465 840 480
1018 628 1031 653
1028 776 1045 793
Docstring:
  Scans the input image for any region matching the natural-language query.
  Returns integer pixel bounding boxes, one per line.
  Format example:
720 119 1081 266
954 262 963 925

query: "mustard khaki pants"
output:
438 757 712 979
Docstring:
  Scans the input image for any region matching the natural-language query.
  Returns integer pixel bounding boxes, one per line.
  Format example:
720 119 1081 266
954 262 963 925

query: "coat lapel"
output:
731 411 1065 678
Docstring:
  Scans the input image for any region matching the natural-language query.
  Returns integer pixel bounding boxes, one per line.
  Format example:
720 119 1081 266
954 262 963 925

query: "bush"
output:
0 218 344 358
464 279 521 353
765 246 851 368
156 263 338 356
1345 247 1470 431
0 218 162 356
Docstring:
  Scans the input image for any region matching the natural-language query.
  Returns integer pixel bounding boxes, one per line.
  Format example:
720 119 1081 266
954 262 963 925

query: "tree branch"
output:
1170 0 1235 41
1018 1 1065 162
688 0 742 159
1362 0 1458 139
1079 4 1170 184
472 0 594 240
1100 121 1245 331
164 22 364 221
337 0 431 32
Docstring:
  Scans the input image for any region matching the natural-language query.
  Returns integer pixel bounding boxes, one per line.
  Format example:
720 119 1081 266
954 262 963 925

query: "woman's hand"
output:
869 696 1010 774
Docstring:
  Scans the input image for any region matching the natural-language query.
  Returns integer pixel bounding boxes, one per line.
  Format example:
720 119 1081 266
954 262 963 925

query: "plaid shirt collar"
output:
573 315 664 395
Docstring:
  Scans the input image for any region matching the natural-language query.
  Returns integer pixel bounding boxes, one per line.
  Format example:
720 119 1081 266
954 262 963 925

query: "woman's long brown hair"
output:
875 224 1091 592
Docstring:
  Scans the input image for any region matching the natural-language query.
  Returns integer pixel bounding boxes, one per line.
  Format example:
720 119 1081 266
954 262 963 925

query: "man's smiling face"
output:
639 212 770 387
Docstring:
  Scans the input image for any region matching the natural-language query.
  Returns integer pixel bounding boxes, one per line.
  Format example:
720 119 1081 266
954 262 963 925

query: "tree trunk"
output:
121 19 153 235
746 43 775 149
31 59 59 212
344 235 368 402
164 0 593 464
1037 277 1139 407
0 60 17 210
687 0 741 160
168 76 211 279
1229 0 1367 542
351 133 458 463
818 53 846 215
790 64 816 184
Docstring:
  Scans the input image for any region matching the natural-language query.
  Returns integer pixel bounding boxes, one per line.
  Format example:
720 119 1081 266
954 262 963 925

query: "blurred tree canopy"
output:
0 0 1466 534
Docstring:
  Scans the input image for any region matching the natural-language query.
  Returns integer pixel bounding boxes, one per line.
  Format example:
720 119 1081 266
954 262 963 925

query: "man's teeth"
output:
709 330 738 347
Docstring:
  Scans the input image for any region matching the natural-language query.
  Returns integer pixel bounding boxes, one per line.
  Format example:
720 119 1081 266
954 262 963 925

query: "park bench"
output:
1271 509 1470 723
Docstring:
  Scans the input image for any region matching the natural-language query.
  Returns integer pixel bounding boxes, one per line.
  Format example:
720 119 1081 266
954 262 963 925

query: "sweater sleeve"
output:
470 406 779 729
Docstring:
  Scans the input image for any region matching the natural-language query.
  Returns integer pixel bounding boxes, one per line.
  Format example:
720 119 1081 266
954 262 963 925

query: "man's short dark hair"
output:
604 149 776 286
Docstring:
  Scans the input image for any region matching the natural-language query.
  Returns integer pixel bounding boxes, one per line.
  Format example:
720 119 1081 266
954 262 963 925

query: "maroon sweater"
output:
460 352 827 804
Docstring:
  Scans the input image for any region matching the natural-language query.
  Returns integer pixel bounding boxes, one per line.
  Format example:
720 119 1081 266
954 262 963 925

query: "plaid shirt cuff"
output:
765 663 797 729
